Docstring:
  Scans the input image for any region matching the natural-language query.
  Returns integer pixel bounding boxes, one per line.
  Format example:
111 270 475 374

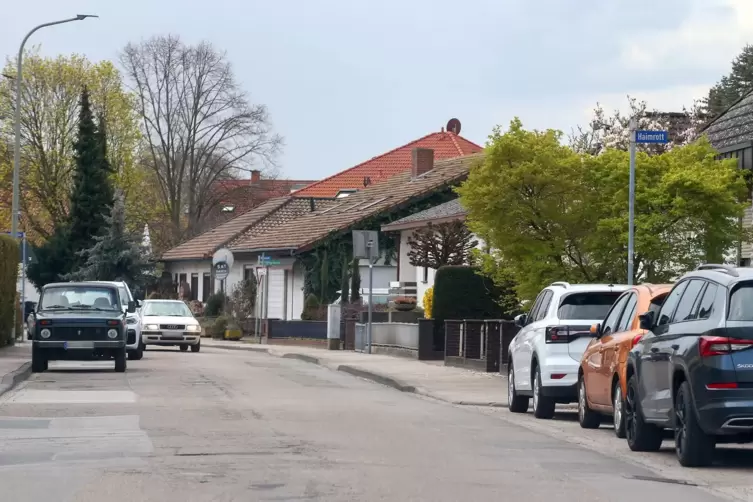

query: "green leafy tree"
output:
458 119 747 301
339 255 350 304
350 258 361 302
65 191 150 289
701 45 753 120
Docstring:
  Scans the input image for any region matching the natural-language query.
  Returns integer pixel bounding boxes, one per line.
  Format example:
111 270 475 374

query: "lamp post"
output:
10 15 97 341
11 15 98 244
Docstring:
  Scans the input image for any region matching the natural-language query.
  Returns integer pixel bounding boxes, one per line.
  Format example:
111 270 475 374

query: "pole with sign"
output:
212 248 234 313
352 230 378 354
628 125 669 285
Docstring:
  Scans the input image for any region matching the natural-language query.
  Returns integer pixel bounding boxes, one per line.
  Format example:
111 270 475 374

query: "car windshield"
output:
40 285 120 311
143 302 193 317
558 292 622 320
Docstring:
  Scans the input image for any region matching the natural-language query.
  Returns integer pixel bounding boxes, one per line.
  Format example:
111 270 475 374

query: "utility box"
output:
327 304 341 350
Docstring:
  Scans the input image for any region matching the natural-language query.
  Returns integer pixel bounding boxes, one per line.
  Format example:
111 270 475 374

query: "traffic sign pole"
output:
628 120 637 286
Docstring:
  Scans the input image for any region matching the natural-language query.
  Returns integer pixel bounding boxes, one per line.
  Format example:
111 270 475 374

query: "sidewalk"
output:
0 340 31 398
203 338 508 406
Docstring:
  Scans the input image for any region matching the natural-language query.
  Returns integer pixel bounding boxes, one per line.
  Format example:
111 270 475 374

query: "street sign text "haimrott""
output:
635 130 669 144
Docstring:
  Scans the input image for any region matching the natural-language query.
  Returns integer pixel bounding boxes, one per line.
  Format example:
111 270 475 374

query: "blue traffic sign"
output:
635 130 669 144
3 231 24 238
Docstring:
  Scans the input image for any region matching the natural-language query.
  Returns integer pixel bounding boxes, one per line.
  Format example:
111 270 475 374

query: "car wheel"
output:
624 374 663 452
31 347 46 373
180 345 188 352
114 349 127 373
675 381 715 467
532 364 556 419
191 342 200 353
507 362 529 413
578 375 601 429
613 380 626 438
128 346 143 361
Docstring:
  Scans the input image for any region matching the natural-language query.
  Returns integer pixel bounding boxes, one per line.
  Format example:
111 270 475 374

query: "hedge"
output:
433 265 503 326
0 235 19 347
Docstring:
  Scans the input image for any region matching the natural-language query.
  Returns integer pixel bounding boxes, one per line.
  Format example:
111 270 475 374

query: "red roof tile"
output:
293 131 482 198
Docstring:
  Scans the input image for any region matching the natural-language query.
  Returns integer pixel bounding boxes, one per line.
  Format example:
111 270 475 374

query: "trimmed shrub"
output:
205 292 226 317
0 236 19 347
423 286 434 319
300 294 321 321
432 266 503 350
211 315 229 339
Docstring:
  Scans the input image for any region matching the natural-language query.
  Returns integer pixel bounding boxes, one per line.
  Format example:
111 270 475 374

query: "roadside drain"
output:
626 475 699 486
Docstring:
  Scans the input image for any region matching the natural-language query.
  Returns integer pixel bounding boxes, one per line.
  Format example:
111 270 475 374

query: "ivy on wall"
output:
297 187 459 303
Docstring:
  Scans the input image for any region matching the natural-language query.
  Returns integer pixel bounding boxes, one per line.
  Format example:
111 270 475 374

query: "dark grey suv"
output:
625 264 753 467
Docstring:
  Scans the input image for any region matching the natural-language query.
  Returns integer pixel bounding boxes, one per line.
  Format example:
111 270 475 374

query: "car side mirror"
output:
590 323 602 338
638 311 654 330
127 301 136 313
514 313 527 328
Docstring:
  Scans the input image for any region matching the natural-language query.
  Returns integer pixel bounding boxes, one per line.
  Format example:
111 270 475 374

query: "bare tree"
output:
407 221 478 269
120 35 282 243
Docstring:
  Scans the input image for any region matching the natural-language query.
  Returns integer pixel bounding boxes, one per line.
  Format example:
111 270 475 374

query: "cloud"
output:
579 84 712 122
618 0 753 73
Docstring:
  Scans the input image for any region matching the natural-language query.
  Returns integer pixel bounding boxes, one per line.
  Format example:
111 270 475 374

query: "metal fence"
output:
444 319 519 372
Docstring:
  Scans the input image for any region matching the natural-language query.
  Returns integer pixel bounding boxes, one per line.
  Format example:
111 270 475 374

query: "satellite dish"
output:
446 118 461 135
212 247 235 268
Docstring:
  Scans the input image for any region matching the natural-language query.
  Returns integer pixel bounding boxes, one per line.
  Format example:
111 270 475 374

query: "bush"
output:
187 300 204 317
300 294 321 320
205 292 226 317
228 278 256 320
211 315 229 339
423 286 434 319
433 265 503 323
0 236 19 347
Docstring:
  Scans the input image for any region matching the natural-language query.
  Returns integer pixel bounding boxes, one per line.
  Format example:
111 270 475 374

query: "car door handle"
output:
671 344 679 351
650 347 659 353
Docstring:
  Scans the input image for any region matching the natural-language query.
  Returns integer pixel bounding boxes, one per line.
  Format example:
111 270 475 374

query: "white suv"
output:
91 281 144 360
507 282 628 419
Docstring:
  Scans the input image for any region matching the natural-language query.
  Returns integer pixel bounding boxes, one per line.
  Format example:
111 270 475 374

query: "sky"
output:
2 0 752 181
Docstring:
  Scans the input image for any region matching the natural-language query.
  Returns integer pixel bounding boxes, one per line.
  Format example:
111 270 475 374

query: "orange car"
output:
577 284 672 437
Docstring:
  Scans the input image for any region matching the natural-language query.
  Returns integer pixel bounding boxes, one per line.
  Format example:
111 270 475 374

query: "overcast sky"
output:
2 0 751 181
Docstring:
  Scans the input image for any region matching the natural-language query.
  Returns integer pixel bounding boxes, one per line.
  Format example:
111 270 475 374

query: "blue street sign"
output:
635 130 669 144
3 231 24 237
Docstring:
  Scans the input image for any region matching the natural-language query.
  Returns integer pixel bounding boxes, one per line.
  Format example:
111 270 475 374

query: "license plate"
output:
162 336 184 340
64 341 94 349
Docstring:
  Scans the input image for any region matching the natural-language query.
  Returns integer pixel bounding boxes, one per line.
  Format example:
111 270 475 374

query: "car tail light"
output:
545 326 570 343
706 382 738 390
631 334 643 348
39 319 51 326
107 320 121 326
699 336 753 357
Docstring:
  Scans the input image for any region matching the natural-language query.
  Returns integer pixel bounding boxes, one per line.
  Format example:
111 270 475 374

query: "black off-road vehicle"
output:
29 282 135 373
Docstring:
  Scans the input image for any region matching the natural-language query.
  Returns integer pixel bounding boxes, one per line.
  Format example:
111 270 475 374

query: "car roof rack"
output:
550 281 570 288
696 263 739 277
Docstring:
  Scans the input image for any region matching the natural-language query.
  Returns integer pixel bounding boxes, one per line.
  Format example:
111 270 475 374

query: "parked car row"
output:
27 281 203 373
507 264 753 468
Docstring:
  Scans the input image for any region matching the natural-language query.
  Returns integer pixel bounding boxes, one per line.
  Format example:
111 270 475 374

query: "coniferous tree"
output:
68 88 114 270
65 191 150 289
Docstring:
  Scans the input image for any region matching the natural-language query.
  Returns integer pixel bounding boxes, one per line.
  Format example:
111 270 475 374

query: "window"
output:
142 301 193 317
40 285 120 311
221 205 235 212
557 292 623 320
728 282 753 321
601 294 629 336
244 267 254 281
536 291 553 321
179 273 187 285
527 291 547 324
697 283 717 320
657 281 688 326
618 293 639 332
741 258 751 267
118 287 131 309
336 189 357 198
190 273 199 301
422 267 428 283
202 273 211 302
672 280 705 322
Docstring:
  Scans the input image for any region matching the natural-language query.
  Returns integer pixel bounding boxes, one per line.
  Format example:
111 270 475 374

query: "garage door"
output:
267 269 285 319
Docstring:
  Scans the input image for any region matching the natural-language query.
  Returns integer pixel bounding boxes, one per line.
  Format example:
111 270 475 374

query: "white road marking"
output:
6 390 138 404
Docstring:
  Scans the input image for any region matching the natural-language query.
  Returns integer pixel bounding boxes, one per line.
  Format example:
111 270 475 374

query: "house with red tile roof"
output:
293 122 482 198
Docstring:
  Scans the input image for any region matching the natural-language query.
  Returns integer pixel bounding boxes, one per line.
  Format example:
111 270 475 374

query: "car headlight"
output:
186 324 200 332
126 317 137 325
107 329 118 339
145 324 159 331
40 328 51 339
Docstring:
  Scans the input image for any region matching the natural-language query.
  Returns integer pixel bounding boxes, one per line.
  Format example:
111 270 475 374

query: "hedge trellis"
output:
297 187 459 303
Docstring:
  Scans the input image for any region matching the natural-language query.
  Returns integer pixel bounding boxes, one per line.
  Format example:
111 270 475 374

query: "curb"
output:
0 361 32 398
336 364 416 393
205 343 269 354
281 353 321 365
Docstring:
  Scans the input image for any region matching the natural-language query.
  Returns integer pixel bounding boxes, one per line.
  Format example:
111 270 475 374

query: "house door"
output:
190 274 199 301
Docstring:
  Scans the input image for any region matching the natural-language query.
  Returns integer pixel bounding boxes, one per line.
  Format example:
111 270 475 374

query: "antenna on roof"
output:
446 118 461 134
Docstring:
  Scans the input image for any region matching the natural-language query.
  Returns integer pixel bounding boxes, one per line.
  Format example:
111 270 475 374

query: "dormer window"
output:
336 189 358 198
222 205 235 212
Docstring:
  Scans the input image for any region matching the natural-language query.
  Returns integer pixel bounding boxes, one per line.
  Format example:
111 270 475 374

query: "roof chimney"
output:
411 148 434 179
250 170 261 184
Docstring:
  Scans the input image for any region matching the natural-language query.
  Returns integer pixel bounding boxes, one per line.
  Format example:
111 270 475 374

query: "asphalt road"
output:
0 346 741 502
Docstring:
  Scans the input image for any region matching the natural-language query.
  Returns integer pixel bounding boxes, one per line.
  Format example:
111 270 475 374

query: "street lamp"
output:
11 14 98 243
10 14 97 341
